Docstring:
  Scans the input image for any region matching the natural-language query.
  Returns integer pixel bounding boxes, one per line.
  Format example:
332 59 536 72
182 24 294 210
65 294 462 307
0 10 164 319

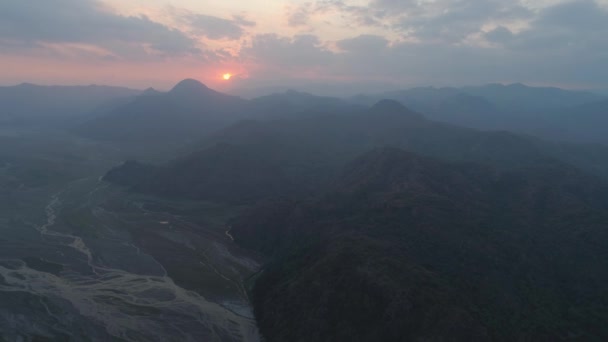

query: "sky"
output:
1 0 607 95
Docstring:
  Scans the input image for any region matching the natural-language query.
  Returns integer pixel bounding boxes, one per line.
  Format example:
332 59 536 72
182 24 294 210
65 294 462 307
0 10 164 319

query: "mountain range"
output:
4 79 605 146
86 80 608 341
0 83 140 125
354 83 608 144
104 98 608 204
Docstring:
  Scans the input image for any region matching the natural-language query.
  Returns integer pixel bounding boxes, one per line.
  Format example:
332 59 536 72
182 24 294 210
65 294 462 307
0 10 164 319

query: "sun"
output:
223 73 232 81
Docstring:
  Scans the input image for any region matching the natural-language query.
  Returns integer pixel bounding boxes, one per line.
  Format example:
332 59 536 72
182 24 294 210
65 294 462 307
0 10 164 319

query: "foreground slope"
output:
232 147 608 341
101 100 608 340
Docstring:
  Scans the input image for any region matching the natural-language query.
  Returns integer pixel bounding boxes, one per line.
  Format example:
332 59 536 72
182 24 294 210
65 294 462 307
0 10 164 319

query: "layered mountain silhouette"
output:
76 79 249 143
250 89 362 119
100 92 608 341
354 83 608 144
76 79 360 144
0 83 140 125
105 98 608 203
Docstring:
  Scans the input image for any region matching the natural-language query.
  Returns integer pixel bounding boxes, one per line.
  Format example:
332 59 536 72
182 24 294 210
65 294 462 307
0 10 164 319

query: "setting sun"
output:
223 73 232 80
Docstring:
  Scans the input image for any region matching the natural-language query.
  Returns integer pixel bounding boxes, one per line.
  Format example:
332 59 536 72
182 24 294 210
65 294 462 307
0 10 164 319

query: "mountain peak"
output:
142 87 161 96
170 79 209 94
507 82 527 88
370 99 421 118
371 99 407 111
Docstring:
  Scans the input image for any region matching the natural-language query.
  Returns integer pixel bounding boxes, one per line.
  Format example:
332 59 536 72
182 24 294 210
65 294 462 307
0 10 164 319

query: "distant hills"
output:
463 83 602 111
75 80 361 144
0 83 140 125
104 98 608 203
352 83 608 144
4 80 605 145
75 79 249 143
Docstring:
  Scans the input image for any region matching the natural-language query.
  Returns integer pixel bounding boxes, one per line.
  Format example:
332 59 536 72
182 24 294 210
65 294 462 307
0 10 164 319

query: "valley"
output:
0 130 260 341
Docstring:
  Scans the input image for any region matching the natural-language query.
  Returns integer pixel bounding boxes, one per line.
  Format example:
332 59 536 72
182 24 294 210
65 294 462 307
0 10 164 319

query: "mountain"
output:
251 90 362 118
0 83 140 125
104 99 608 204
76 79 249 143
463 83 604 112
551 99 608 144
100 98 608 340
76 80 362 145
232 147 608 341
353 84 608 144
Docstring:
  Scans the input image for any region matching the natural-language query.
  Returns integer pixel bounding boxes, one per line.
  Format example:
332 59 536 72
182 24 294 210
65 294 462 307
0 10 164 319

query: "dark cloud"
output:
336 35 389 52
0 0 199 58
537 0 607 31
273 0 608 88
242 34 334 68
377 0 531 42
176 12 256 40
288 0 531 42
286 0 388 28
493 0 608 52
484 26 514 44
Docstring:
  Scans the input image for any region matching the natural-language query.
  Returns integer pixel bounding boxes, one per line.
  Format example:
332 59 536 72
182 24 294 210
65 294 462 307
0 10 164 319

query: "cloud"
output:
369 0 532 43
242 34 334 69
3 0 608 90
492 0 608 52
536 0 607 31
287 3 313 27
484 26 514 44
285 0 531 43
175 11 256 40
0 0 199 59
336 34 389 52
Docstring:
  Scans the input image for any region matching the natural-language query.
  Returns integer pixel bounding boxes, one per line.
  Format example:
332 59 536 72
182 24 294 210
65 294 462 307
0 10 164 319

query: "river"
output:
0 172 261 341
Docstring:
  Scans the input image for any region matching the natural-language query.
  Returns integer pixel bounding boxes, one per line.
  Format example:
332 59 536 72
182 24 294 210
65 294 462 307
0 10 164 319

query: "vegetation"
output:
233 147 608 341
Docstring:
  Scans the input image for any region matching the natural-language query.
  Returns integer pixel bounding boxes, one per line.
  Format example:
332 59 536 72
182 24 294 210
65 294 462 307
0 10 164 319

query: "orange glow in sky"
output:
223 73 232 80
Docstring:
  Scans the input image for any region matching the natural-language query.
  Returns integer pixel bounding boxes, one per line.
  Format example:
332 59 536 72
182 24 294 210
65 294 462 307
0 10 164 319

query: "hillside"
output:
232 147 608 341
99 97 608 341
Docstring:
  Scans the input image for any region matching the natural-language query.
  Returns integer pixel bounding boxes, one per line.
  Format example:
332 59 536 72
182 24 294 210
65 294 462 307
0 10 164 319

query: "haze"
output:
2 1 608 341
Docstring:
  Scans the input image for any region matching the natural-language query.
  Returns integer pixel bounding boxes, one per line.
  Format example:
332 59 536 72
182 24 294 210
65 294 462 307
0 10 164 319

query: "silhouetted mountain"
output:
75 79 249 143
352 84 607 143
104 100 608 204
463 83 603 112
141 87 163 96
250 90 362 118
351 86 460 112
0 83 140 125
552 99 608 143
232 147 608 341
